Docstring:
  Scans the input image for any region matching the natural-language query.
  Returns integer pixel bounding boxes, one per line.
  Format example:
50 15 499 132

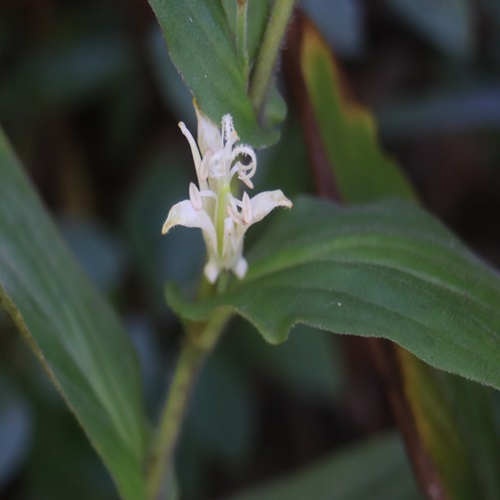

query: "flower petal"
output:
195 103 222 157
204 258 220 284
232 257 248 280
250 190 293 225
179 122 201 174
161 200 217 255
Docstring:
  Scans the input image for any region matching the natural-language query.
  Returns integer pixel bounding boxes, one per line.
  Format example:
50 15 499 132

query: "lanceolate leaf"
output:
299 21 416 203
148 0 280 147
168 197 500 392
0 129 147 499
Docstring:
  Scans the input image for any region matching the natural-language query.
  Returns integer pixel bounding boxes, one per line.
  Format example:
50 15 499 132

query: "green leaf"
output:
298 17 500 499
300 22 416 203
168 197 500 392
147 0 280 147
0 129 147 500
224 432 421 500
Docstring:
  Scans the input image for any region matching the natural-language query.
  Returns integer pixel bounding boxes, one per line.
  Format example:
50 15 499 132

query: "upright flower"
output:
162 106 292 284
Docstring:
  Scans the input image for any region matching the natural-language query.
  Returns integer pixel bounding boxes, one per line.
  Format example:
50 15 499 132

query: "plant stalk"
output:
248 0 295 114
236 0 249 78
146 307 232 499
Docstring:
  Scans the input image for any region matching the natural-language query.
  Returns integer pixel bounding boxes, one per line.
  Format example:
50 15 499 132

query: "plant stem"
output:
145 307 232 499
236 0 249 78
248 0 295 114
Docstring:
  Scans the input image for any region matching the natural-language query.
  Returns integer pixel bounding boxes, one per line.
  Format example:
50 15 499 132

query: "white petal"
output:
161 200 218 256
204 259 220 284
233 257 248 280
241 192 253 225
179 122 201 173
189 182 203 210
250 190 293 225
195 103 222 156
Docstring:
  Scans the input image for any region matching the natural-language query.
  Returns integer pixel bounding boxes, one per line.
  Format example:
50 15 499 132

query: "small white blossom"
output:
162 106 292 284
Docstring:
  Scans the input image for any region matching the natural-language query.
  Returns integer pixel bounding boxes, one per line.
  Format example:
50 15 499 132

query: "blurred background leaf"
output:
300 0 365 57
383 0 473 58
225 432 422 500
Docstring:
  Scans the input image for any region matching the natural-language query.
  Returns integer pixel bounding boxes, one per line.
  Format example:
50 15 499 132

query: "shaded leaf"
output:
384 0 473 58
225 432 421 500
0 36 133 117
0 129 147 500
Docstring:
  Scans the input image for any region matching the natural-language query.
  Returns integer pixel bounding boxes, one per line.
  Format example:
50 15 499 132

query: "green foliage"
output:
0 130 147 500
168 196 500 391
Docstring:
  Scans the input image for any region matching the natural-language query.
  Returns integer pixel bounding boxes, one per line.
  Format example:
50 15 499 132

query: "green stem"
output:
248 0 295 114
236 0 249 78
145 307 232 499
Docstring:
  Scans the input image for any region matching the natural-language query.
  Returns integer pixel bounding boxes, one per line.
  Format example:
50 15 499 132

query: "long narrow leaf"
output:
0 129 147 500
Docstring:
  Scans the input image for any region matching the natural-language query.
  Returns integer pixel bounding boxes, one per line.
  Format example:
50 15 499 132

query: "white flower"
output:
162 106 292 284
